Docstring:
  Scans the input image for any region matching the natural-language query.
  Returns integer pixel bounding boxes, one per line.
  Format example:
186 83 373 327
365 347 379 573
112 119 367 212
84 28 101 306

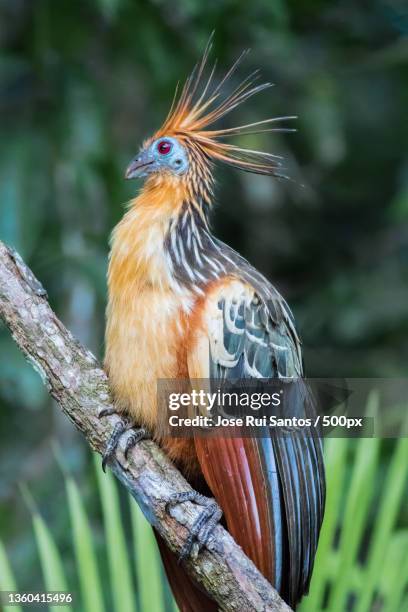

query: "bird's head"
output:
125 35 296 199
125 136 190 180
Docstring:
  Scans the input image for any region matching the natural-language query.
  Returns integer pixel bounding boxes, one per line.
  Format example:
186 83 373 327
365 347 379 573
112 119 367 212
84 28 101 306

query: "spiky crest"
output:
154 33 296 177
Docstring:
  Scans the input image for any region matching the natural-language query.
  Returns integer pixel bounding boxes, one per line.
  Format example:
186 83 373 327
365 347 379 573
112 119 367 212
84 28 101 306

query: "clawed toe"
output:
124 428 149 460
166 491 222 561
99 409 148 471
98 407 116 419
101 418 130 472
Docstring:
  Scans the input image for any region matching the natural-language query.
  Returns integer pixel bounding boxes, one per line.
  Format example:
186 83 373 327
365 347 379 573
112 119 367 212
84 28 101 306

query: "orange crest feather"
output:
154 34 296 177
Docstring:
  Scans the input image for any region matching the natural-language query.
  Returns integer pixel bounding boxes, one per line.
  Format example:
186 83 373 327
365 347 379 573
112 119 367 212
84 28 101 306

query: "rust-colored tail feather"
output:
154 530 218 612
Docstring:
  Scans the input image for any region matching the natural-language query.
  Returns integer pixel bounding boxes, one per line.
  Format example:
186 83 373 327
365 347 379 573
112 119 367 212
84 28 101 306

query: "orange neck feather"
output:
108 174 189 296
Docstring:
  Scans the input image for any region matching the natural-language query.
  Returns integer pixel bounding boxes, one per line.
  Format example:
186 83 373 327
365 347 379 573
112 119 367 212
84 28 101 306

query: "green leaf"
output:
93 454 136 612
129 496 165 612
0 540 23 612
66 476 106 612
32 513 73 612
301 436 349 611
327 392 380 611
381 531 408 612
355 433 408 612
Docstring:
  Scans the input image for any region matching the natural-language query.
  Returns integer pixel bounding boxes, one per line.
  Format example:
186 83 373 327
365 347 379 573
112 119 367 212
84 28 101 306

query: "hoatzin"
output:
102 38 325 611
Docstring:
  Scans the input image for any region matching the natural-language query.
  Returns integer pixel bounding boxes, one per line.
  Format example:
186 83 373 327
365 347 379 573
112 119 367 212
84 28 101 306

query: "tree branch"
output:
0 240 291 612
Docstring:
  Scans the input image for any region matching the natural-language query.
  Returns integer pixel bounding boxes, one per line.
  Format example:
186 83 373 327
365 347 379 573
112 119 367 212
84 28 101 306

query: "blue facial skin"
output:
125 136 189 179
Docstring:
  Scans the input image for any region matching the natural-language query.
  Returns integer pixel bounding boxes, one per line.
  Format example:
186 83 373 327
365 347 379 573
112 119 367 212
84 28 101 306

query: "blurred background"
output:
0 1 407 611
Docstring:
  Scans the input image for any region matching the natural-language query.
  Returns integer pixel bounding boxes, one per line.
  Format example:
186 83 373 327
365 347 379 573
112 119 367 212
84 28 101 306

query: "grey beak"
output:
125 152 154 179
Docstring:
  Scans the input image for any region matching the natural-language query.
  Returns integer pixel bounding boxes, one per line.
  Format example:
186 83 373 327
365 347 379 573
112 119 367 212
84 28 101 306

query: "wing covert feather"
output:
188 278 325 608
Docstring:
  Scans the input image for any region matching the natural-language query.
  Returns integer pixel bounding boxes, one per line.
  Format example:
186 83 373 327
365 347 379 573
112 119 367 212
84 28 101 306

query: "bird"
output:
102 36 325 611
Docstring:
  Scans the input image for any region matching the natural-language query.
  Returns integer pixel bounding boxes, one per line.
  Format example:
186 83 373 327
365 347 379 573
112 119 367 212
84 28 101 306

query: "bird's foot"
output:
166 491 223 561
124 427 149 460
100 411 131 472
98 408 149 471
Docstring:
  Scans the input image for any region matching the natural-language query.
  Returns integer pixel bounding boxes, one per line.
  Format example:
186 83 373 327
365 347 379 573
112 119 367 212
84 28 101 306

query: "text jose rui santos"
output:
161 386 367 437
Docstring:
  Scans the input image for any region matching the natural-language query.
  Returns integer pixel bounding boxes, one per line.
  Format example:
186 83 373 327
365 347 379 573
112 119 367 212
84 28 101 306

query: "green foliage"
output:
300 402 408 612
93 455 136 612
0 430 406 611
31 514 73 612
65 477 106 612
19 486 73 612
1 457 177 612
326 395 380 610
129 496 166 612
0 540 23 612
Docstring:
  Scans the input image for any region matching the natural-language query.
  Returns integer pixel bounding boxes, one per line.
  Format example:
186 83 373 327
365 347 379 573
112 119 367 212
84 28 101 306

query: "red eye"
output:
157 140 172 155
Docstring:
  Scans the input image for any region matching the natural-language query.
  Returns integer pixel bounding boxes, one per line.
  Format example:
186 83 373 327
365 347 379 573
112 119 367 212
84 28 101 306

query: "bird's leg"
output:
98 408 149 471
99 411 131 472
166 491 223 561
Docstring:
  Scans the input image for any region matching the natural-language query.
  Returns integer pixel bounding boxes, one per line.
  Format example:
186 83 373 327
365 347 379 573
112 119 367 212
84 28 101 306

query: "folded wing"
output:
188 278 325 608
